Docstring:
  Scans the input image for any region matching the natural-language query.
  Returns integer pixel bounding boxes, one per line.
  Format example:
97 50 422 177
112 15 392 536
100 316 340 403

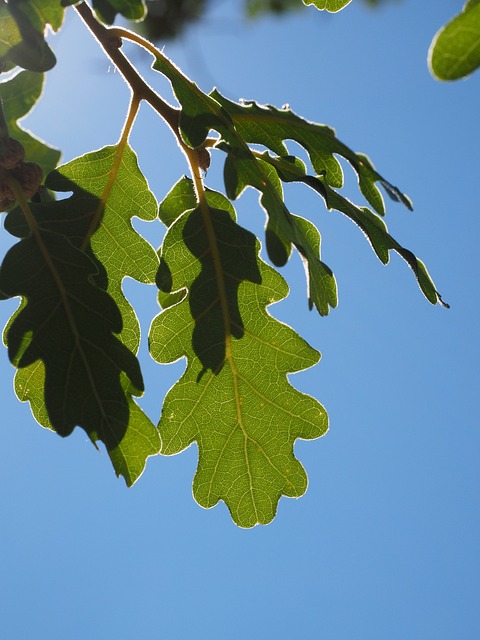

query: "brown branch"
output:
74 2 180 135
74 2 207 208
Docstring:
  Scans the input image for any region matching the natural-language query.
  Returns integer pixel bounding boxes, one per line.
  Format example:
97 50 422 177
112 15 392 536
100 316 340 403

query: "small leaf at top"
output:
291 213 337 314
429 3 480 80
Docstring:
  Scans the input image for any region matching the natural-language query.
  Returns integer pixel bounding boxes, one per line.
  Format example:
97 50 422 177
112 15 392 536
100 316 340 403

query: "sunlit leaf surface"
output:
150 181 328 527
429 2 480 80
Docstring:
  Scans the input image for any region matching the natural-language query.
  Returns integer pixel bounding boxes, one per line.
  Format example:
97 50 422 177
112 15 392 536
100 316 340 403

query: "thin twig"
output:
75 2 180 134
74 2 206 211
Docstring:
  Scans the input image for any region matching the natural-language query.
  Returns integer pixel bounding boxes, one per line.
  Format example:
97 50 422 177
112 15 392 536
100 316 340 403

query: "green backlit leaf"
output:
323 183 446 306
429 2 480 80
150 192 327 527
157 176 237 310
159 175 236 230
44 145 160 350
211 91 412 212
258 152 447 306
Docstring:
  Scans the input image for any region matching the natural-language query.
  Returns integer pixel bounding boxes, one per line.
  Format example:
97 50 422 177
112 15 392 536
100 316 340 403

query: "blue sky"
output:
1 1 479 638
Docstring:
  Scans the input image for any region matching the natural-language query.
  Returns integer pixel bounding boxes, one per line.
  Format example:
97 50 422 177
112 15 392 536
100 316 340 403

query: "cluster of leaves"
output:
0 0 449 527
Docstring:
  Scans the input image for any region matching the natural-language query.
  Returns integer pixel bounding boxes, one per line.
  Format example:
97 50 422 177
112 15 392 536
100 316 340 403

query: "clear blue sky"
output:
1 1 479 638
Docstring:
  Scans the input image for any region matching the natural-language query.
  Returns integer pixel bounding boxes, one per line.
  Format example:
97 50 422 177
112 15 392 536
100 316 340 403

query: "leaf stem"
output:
109 26 164 59
80 94 141 251
108 26 196 105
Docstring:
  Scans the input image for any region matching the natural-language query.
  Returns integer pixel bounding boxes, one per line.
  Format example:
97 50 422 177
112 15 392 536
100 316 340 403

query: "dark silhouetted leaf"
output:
3 145 161 483
0 230 143 451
